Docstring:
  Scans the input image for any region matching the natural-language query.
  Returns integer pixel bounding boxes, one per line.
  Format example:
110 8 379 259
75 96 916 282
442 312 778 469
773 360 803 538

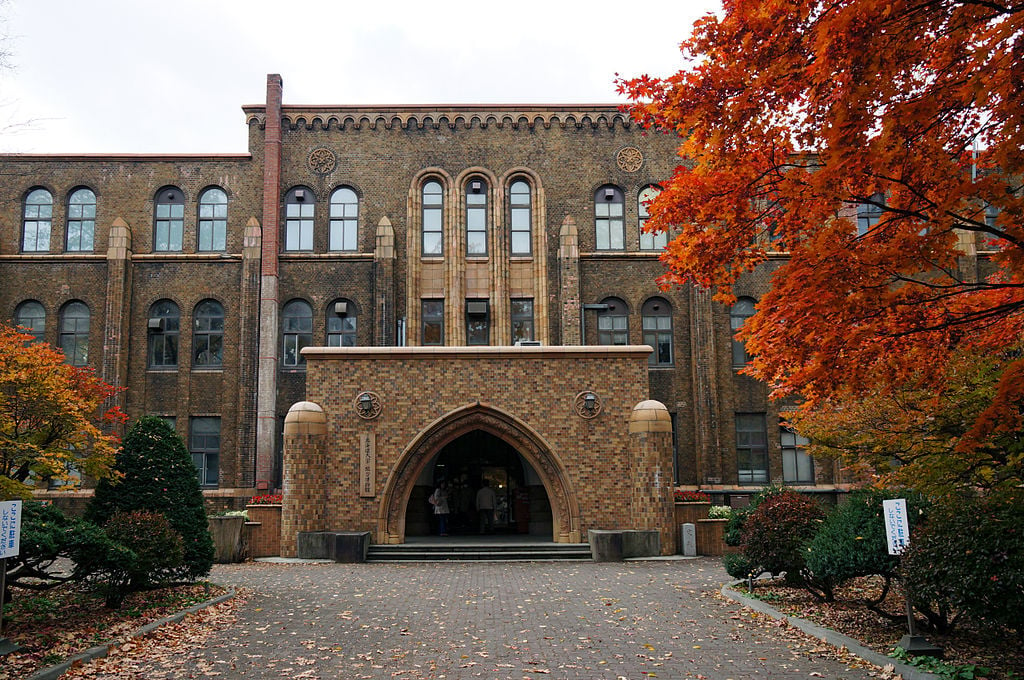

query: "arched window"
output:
730 297 757 367
23 188 52 252
642 297 673 366
198 187 228 252
510 180 532 255
148 300 180 368
638 186 665 251
422 180 444 256
594 185 625 250
856 193 884 236
59 301 90 366
327 299 357 347
284 187 314 251
281 299 313 367
193 300 224 367
466 178 488 255
14 300 46 342
597 297 628 345
154 187 184 252
329 187 359 251
66 188 96 252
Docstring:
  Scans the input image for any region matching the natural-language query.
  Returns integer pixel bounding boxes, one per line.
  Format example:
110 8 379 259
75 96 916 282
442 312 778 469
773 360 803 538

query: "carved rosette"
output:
616 146 644 172
308 147 337 175
574 391 602 419
354 391 383 420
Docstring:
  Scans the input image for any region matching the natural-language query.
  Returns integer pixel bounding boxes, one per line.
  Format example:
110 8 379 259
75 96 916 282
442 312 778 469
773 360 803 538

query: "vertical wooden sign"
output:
359 433 375 497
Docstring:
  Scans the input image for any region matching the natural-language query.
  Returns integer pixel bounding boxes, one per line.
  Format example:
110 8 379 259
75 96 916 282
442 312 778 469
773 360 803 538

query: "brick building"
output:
2 74 852 549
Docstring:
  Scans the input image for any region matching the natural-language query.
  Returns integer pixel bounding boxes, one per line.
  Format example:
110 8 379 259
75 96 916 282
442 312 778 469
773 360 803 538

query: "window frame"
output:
465 299 490 345
638 185 666 251
66 188 96 252
422 180 444 257
281 299 313 368
22 188 53 253
856 193 885 236
730 297 757 367
781 426 815 484
509 180 532 256
197 187 228 252
594 185 625 250
192 299 225 368
284 187 315 252
466 178 488 256
154 187 185 252
327 299 358 347
329 186 359 252
510 298 534 344
642 297 673 366
14 300 46 342
421 299 444 345
59 300 90 366
597 297 628 346
190 416 220 487
736 413 769 484
147 299 181 369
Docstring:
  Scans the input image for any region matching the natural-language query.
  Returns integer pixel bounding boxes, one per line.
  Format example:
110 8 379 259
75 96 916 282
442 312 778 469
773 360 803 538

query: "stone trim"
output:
302 345 654 361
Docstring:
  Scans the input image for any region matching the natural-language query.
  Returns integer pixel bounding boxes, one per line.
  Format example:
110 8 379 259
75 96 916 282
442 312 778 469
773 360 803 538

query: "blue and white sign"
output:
883 498 909 556
0 500 22 559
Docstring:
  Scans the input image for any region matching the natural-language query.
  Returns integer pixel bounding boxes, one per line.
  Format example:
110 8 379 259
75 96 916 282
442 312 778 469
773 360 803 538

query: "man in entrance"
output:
476 479 497 534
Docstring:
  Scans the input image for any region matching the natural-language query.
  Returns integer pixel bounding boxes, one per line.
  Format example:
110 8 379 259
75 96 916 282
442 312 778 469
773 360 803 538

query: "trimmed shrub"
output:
97 510 185 608
722 552 757 580
901 492 1024 634
724 484 790 546
740 488 824 584
804 489 928 601
86 416 214 581
5 501 112 590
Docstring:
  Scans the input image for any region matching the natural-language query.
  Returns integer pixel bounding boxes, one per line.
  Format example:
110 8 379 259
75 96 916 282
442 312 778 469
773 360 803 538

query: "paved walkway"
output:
108 557 880 680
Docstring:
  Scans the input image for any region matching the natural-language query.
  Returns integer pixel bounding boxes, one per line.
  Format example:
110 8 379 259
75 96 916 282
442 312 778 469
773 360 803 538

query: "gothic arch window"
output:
154 187 184 252
193 299 224 367
731 297 757 367
509 179 532 255
642 297 673 366
281 299 313 368
638 185 665 251
327 299 357 346
422 180 444 256
66 188 96 252
284 187 314 251
597 297 628 345
148 299 180 368
59 301 90 366
329 186 359 251
197 187 228 252
466 178 488 255
594 185 625 250
14 300 46 342
23 188 52 252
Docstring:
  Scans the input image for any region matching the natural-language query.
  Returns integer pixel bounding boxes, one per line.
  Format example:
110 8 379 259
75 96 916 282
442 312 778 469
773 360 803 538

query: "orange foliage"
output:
619 0 1024 446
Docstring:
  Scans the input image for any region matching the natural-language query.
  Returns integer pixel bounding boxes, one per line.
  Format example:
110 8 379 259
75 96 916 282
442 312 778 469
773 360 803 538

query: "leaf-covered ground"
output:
0 582 231 679
734 576 1024 680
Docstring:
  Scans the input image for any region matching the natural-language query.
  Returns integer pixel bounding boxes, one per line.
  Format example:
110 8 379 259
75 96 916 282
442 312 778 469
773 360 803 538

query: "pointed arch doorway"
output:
376 404 581 545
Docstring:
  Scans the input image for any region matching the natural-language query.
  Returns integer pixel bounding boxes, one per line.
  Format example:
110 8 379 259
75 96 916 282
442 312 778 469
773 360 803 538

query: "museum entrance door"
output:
405 429 553 538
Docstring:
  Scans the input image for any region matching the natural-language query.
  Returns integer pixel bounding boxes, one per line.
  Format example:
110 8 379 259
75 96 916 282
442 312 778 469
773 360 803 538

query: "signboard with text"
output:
883 498 909 556
0 500 21 559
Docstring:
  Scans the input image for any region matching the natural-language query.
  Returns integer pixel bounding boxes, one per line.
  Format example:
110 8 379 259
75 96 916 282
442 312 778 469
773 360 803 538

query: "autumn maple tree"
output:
619 0 1023 491
0 323 124 499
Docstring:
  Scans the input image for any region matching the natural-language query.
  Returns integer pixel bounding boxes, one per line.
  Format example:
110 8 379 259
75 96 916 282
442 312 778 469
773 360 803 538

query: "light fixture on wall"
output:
575 391 602 419
354 391 382 420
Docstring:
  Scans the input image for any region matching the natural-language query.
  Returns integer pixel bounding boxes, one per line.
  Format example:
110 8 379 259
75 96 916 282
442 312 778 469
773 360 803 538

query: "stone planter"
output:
675 502 711 526
208 515 245 563
695 518 728 556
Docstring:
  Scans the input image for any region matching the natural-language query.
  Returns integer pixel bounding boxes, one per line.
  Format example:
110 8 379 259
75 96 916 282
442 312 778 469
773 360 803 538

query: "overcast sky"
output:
0 0 719 155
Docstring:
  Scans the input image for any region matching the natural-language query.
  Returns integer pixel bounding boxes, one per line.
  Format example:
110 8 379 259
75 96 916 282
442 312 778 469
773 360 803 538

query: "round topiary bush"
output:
86 415 214 581
740 488 824 584
99 510 185 608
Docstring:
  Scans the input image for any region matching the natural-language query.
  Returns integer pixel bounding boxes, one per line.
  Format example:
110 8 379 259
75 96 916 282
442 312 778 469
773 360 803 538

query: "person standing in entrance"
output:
476 479 497 534
430 481 451 536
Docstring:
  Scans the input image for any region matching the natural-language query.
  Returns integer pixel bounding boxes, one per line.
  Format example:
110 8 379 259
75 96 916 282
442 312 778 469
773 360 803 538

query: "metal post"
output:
0 556 18 655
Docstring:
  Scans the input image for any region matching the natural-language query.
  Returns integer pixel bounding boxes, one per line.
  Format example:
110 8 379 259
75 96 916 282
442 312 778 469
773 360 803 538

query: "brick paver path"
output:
144 557 883 679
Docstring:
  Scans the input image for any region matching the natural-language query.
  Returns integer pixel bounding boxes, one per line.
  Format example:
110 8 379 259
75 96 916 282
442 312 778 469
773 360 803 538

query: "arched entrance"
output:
377 403 580 544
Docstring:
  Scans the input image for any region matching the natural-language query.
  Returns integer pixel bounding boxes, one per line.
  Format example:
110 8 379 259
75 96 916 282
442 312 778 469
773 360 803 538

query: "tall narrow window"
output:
284 187 314 251
422 299 444 345
148 300 180 368
190 416 220 486
781 426 814 484
466 179 488 255
511 298 534 343
22 188 52 252
642 297 673 366
197 187 228 252
510 180 532 255
154 187 184 252
59 301 90 366
856 193 884 236
736 413 768 484
327 299 357 346
281 299 312 368
638 186 666 250
985 202 1001 229
595 185 625 250
14 300 46 342
466 299 490 345
193 300 224 367
422 180 444 256
329 186 359 251
66 188 96 252
597 297 628 345
730 297 756 367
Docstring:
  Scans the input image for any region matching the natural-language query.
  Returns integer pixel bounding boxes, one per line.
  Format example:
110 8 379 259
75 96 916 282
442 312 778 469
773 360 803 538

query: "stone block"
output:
680 523 697 557
622 529 661 557
588 529 624 562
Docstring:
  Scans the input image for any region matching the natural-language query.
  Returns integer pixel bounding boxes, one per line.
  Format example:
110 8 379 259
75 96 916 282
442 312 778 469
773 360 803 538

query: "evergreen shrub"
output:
740 488 824 584
98 510 184 608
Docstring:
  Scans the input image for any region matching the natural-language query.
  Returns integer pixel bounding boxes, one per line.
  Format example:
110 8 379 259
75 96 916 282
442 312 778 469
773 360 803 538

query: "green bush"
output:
740 488 824 584
901 492 1024 634
722 552 757 580
724 485 790 546
708 505 732 520
4 501 112 590
86 416 213 581
804 489 928 601
96 510 185 608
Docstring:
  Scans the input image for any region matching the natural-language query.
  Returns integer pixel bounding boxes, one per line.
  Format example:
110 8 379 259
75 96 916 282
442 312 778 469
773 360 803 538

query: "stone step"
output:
367 542 592 562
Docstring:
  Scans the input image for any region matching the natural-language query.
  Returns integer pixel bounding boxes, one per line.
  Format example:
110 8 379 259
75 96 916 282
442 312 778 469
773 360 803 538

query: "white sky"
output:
0 0 718 155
